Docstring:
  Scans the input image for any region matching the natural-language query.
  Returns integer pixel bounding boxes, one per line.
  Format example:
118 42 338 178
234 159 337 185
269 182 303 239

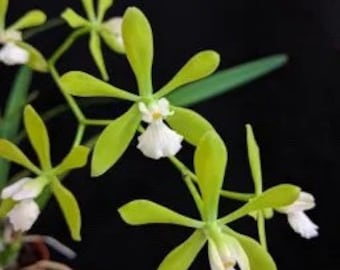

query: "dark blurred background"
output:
1 0 340 269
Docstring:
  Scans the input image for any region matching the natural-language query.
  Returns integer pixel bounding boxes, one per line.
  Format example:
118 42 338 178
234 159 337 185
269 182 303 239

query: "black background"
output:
1 0 340 269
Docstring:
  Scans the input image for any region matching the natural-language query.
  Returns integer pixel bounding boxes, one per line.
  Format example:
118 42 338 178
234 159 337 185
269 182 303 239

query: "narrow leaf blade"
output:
168 54 288 106
158 230 206 270
118 200 202 228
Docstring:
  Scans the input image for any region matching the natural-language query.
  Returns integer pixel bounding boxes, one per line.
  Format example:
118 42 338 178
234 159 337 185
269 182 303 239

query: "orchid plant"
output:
0 0 318 269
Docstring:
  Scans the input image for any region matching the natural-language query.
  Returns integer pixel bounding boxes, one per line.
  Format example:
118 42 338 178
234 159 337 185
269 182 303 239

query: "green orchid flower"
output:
0 105 90 240
118 130 301 270
60 7 220 177
0 0 47 71
61 0 126 80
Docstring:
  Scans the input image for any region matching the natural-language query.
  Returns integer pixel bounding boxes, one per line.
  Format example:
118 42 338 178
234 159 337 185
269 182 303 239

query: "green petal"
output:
8 10 46 30
91 105 141 177
246 124 263 194
0 0 8 29
60 71 138 101
89 31 109 81
122 7 153 97
194 130 227 221
81 0 95 20
0 139 40 173
224 227 277 270
24 105 51 170
155 51 220 99
118 200 203 228
158 230 206 270
54 146 90 175
100 27 125 54
168 54 288 107
61 8 89 28
218 184 300 224
51 178 81 241
166 106 214 146
97 0 113 22
16 42 48 72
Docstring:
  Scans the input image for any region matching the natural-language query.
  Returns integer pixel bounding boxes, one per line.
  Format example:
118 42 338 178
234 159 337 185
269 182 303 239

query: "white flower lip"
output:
105 17 124 48
0 42 29 66
137 98 183 159
278 191 319 239
8 199 40 232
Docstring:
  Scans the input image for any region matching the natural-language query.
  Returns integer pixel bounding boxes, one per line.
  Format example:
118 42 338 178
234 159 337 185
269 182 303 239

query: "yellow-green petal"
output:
100 27 125 54
81 0 95 20
89 31 109 81
155 51 220 99
16 42 48 72
54 146 90 175
0 0 8 29
158 230 206 270
8 10 46 30
61 8 89 28
24 105 51 170
122 7 153 97
97 0 113 22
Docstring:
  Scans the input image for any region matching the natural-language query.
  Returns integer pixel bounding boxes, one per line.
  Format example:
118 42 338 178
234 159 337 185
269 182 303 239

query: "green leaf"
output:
194 131 227 221
168 54 288 107
60 71 138 101
158 230 206 270
8 10 46 30
91 105 141 177
81 0 95 20
54 146 90 175
61 8 88 28
0 139 40 173
122 7 153 97
0 66 32 187
100 27 125 54
24 105 51 170
51 179 81 241
246 124 263 194
166 106 214 146
0 199 15 218
118 200 203 228
218 184 301 224
155 51 220 99
16 42 48 72
97 0 113 22
0 0 8 29
225 227 277 270
89 31 109 81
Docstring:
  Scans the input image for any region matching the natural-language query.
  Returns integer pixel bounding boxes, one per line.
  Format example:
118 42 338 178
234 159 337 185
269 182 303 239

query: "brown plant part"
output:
21 260 72 270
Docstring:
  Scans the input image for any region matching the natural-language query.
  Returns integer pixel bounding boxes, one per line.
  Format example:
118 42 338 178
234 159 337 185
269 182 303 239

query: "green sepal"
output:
122 7 153 97
81 0 95 20
97 0 113 22
0 198 15 218
0 139 40 173
168 54 288 107
8 10 46 30
158 230 206 270
155 50 220 99
0 0 8 29
60 71 138 101
166 106 214 146
54 146 90 175
246 124 263 194
61 8 89 28
51 178 81 241
118 200 203 228
194 130 227 221
16 42 48 72
100 26 125 54
224 227 277 270
218 184 300 224
89 31 109 81
91 105 141 177
24 105 51 170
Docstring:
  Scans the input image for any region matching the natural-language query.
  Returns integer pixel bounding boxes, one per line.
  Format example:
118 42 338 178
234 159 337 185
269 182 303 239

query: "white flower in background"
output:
0 30 28 66
1 177 47 232
208 234 249 270
137 98 183 159
277 191 319 239
7 199 40 232
104 17 124 49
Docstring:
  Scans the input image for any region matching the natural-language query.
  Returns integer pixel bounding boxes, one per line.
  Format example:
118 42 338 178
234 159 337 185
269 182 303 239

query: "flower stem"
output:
23 18 65 40
257 211 268 250
220 190 254 202
73 124 86 147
